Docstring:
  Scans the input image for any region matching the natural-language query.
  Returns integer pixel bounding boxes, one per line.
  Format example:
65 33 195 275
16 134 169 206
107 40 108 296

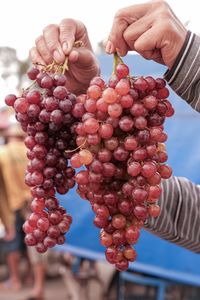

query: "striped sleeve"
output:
145 176 200 253
164 31 200 112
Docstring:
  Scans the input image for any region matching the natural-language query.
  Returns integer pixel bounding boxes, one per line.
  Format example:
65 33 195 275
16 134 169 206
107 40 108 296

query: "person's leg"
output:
0 210 23 291
6 250 22 290
27 247 46 300
31 263 45 299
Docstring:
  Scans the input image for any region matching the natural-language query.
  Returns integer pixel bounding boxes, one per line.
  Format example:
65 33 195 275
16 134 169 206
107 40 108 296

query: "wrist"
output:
164 31 192 81
168 31 188 69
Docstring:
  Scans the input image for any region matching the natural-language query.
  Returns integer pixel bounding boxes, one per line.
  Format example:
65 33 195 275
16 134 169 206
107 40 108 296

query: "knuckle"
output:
35 35 43 46
114 8 124 19
46 40 57 51
123 30 132 43
80 21 87 34
108 33 116 46
59 18 76 31
43 24 57 34
159 20 171 33
154 0 171 16
160 9 171 20
29 47 36 60
134 41 143 52
159 0 169 9
154 0 168 8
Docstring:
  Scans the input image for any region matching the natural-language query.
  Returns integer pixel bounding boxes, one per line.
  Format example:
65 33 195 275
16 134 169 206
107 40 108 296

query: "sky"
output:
0 0 199 60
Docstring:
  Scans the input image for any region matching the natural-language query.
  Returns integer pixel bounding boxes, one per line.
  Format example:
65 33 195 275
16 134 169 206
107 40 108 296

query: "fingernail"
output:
62 42 68 54
106 41 112 54
53 50 62 63
116 48 123 56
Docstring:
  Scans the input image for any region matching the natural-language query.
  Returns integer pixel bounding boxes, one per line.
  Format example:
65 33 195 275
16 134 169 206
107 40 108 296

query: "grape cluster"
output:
5 57 174 270
70 63 173 271
5 68 76 252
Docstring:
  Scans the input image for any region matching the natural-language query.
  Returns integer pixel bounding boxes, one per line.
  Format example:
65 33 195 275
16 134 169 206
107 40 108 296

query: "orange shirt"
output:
0 171 14 228
0 140 31 211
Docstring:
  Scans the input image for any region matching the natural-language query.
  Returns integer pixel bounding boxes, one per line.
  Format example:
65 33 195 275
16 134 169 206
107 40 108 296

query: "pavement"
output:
0 255 115 300
0 277 67 300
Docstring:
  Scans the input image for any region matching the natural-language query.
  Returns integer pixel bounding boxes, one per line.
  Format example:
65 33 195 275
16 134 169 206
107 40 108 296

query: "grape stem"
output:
74 41 83 48
35 62 46 67
112 52 124 74
65 139 87 153
32 40 83 76
46 61 56 72
23 79 37 92
62 57 69 74
61 41 83 74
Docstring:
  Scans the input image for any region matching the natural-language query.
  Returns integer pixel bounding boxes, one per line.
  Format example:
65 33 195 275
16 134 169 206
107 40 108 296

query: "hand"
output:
106 0 187 69
29 19 100 94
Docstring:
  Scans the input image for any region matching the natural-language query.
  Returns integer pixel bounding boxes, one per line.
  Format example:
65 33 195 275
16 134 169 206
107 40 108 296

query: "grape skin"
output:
5 62 173 272
72 63 173 271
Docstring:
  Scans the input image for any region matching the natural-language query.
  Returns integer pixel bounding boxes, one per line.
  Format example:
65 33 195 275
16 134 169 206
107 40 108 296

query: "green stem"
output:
112 52 124 74
112 52 118 75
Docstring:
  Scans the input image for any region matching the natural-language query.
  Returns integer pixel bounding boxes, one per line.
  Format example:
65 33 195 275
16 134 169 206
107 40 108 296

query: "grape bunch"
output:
5 53 174 270
5 67 76 252
70 58 174 271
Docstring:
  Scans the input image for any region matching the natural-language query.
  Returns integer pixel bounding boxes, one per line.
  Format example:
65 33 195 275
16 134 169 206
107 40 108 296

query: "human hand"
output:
29 19 100 94
106 0 187 69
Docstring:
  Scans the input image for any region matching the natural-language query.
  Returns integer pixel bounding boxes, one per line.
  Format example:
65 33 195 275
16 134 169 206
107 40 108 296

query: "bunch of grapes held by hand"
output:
5 52 174 270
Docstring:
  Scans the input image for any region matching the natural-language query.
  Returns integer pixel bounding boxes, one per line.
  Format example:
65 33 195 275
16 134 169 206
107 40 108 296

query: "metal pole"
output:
157 283 166 300
117 271 124 300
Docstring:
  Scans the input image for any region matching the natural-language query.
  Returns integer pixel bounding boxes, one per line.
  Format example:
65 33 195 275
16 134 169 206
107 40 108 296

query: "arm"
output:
0 173 15 240
164 31 200 112
145 176 200 253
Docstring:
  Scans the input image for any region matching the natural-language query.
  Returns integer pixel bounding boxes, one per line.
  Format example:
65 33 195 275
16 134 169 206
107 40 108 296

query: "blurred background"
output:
0 1 200 300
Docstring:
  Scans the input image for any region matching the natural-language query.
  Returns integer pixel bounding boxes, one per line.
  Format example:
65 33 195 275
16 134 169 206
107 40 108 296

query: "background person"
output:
0 123 29 290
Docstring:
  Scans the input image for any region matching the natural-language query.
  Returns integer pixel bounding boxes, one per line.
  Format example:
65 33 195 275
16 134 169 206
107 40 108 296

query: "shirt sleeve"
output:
164 31 200 112
145 176 200 253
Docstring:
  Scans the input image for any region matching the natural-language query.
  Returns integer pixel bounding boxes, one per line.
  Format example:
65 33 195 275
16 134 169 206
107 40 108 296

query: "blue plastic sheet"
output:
56 55 200 285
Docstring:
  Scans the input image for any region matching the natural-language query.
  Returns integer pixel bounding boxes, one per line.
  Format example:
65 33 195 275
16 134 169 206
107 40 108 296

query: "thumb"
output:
68 47 99 69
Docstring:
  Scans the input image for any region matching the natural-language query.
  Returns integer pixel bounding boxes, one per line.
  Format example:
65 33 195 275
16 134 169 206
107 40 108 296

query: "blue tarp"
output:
56 54 200 285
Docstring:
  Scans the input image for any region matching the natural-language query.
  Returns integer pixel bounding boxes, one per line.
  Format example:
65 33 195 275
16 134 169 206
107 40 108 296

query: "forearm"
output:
145 176 200 253
164 31 200 112
0 198 15 230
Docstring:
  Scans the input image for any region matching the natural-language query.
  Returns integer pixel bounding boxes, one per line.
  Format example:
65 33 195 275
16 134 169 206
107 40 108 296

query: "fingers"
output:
107 3 151 56
123 17 152 50
35 35 53 64
31 19 91 66
29 47 46 66
107 11 129 56
133 27 160 55
68 48 98 69
43 24 65 64
59 19 76 55
105 40 117 54
59 18 92 55
67 47 100 91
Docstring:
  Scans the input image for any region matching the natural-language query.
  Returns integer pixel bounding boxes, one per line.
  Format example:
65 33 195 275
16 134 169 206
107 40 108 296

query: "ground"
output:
0 277 67 300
